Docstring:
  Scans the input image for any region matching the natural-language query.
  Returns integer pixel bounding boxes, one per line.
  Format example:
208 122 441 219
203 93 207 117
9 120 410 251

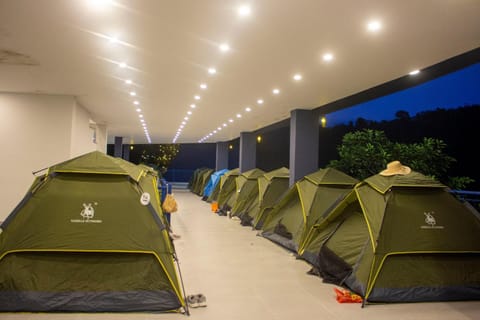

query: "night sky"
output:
326 62 480 126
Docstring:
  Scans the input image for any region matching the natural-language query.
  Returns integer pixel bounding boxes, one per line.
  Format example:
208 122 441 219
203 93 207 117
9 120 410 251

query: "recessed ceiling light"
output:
213 130 217 133
208 67 217 74
136 108 141 112
229 119 234 123
323 53 334 61
180 125 184 128
217 127 222 130
238 5 251 17
139 114 143 118
367 20 382 32
109 35 119 43
200 83 207 89
133 101 139 105
119 62 127 68
130 91 136 96
140 119 145 123
409 69 420 75
184 117 189 120
223 123 227 127
190 104 196 108
273 88 280 95
245 107 251 112
293 74 302 81
194 95 201 100
257 99 264 105
187 111 192 115
219 43 230 52
182 121 186 125
88 0 113 9
125 79 132 85
236 113 242 118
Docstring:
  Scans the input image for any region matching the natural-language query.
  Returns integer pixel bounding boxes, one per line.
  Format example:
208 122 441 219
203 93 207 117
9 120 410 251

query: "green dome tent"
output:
261 167 358 254
238 167 289 229
189 167 213 196
202 168 228 200
195 168 214 196
216 168 241 215
207 176 222 203
230 168 265 218
0 151 187 312
298 169 480 304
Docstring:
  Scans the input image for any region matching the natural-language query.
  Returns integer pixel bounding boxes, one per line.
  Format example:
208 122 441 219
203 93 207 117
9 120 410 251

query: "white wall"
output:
0 93 105 221
70 100 98 157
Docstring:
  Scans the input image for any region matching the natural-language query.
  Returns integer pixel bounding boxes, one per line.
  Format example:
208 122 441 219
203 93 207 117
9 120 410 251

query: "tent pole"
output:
173 252 190 316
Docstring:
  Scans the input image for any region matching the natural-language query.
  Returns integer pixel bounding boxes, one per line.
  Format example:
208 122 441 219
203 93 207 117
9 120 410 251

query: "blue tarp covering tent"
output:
203 169 229 198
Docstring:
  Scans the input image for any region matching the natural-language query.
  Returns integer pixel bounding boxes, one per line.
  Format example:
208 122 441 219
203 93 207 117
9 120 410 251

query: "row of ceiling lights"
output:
89 1 421 144
88 0 152 143
172 5 252 143
174 8 421 144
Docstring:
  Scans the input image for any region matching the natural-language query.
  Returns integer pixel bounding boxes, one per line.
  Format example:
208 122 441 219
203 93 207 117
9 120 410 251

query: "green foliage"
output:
391 137 454 179
447 176 475 190
328 129 392 179
328 129 474 188
141 144 180 175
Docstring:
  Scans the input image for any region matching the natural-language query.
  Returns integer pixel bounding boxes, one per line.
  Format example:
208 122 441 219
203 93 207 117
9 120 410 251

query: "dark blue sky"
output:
326 62 480 126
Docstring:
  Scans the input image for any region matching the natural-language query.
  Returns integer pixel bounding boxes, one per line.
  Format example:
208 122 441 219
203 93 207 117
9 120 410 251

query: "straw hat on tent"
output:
380 160 411 176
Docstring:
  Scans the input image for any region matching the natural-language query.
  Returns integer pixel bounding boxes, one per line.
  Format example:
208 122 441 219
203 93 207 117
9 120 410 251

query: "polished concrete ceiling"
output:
0 0 479 144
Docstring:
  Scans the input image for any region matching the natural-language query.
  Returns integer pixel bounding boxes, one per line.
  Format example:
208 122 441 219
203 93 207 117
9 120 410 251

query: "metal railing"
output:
450 190 480 210
163 169 195 183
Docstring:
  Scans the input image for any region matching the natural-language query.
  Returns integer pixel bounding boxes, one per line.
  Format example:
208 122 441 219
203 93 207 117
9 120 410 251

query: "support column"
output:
239 132 256 172
114 136 123 158
122 144 130 161
216 142 228 171
289 109 319 186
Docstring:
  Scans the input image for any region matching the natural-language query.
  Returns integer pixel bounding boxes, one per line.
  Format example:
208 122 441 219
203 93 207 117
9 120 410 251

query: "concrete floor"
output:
1 189 479 320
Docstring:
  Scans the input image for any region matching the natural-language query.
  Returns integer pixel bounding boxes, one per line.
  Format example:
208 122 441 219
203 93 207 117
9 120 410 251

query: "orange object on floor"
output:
211 202 218 212
334 287 362 303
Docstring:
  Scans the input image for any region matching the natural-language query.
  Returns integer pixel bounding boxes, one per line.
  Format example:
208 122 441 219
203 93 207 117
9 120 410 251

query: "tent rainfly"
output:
203 168 229 201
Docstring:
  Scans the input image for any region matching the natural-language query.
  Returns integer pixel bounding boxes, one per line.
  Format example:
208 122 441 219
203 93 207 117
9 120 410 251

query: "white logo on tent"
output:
70 202 102 223
140 192 150 206
420 211 444 229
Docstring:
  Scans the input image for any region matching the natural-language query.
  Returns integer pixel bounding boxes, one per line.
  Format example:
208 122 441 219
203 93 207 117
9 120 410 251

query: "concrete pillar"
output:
114 136 123 158
289 109 319 186
216 142 228 171
122 144 130 161
239 132 256 172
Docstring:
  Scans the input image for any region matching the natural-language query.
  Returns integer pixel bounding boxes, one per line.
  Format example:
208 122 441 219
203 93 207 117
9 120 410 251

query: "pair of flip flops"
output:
187 293 207 308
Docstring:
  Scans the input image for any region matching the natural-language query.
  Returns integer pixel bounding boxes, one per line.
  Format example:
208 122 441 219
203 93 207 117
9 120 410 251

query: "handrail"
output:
449 189 480 207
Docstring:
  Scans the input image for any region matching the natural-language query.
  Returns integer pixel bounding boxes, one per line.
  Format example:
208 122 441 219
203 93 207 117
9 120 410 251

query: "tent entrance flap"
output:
0 251 182 312
365 252 480 302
